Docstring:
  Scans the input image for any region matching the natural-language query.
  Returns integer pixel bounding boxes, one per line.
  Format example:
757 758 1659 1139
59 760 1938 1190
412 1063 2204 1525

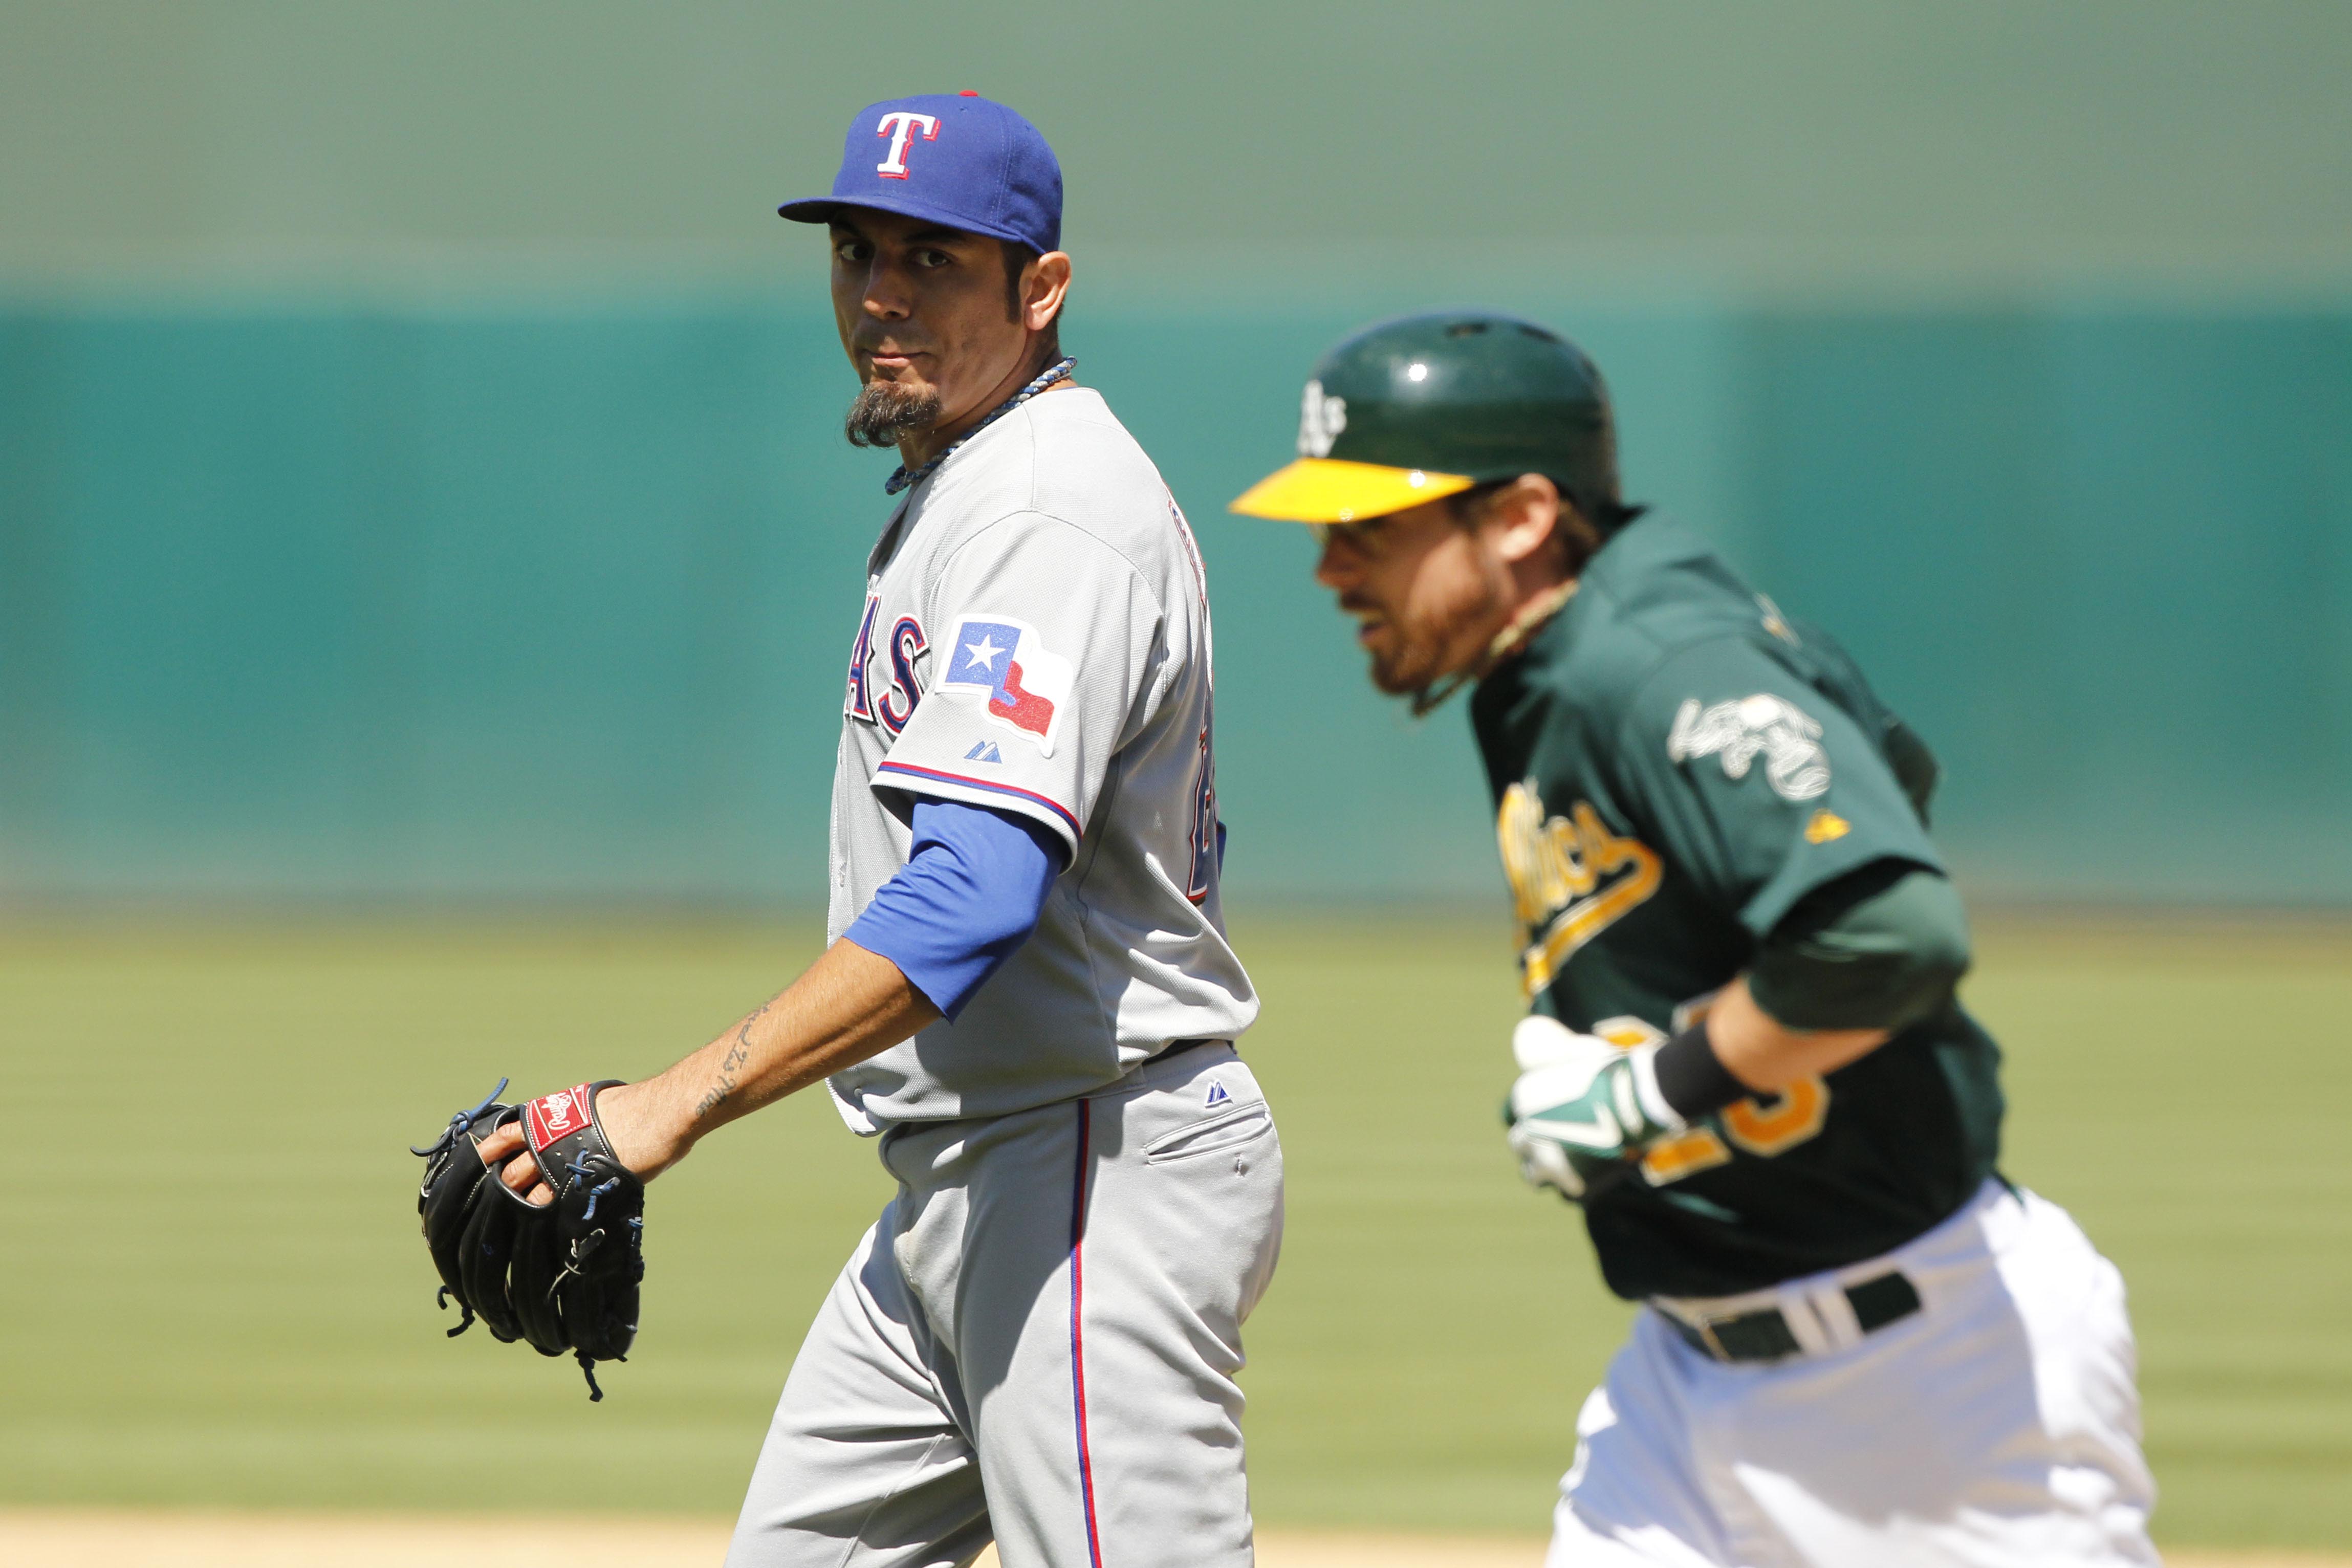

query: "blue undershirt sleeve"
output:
842 797 1068 1021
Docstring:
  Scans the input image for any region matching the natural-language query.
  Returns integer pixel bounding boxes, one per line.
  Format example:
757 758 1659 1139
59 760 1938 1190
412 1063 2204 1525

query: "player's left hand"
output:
1503 1015 1685 1202
480 1078 679 1205
411 1078 650 1400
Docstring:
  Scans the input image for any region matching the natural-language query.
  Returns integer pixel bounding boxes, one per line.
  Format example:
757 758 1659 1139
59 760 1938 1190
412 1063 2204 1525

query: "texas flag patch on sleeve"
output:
937 614 1076 756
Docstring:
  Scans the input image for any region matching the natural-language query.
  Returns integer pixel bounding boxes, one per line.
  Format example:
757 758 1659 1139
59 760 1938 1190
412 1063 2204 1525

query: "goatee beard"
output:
844 380 943 449
1373 561 1514 711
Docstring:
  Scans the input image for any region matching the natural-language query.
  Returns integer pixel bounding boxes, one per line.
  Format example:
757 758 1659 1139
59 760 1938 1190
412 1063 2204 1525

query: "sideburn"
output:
1000 239 1062 362
1554 510 1605 579
1397 539 1515 710
1397 500 1570 715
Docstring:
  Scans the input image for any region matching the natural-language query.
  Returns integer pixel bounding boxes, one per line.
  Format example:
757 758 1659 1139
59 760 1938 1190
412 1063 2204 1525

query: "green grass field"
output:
5 913 2348 1549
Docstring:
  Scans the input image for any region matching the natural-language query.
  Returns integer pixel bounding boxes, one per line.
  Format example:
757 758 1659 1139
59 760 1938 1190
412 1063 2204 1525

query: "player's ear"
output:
1025 251 1072 334
1489 474 1564 568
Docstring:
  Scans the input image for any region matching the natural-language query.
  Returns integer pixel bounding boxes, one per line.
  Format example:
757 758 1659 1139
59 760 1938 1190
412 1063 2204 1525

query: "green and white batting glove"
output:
1503 1015 1687 1202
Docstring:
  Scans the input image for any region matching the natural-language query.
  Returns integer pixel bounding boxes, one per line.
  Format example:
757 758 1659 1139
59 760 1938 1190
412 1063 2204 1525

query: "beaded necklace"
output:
883 356 1078 496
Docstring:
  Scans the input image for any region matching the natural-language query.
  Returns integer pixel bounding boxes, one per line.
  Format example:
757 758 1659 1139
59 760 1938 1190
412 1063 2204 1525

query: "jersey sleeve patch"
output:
1667 694 1832 802
935 614 1075 757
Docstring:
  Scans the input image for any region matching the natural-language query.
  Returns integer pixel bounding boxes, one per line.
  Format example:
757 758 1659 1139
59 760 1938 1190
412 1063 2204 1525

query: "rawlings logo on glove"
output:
1502 1016 1687 1204
525 1085 591 1143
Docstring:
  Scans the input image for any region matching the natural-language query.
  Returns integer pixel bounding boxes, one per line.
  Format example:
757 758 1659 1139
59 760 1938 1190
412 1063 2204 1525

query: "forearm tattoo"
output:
691 1000 770 1123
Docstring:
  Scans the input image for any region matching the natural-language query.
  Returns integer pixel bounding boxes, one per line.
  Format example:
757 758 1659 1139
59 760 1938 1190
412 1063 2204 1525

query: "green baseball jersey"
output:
1469 513 2004 1301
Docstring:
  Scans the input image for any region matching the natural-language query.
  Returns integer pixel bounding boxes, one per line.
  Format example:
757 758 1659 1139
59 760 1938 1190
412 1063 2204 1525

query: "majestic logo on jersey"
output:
1667 694 1833 802
1755 593 1802 647
937 614 1075 756
1297 379 1347 458
963 740 1003 764
875 111 941 179
1497 782 1663 997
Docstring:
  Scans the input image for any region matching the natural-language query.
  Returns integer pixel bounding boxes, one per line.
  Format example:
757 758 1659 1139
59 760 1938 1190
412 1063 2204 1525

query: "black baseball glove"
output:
412 1078 647 1400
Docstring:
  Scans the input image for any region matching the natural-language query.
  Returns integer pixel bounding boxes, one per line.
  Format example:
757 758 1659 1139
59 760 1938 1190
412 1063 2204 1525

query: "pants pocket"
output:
1142 1103 1273 1164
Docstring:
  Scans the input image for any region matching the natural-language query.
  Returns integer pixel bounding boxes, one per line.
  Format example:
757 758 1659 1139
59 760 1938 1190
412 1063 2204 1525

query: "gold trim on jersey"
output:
1497 781 1664 997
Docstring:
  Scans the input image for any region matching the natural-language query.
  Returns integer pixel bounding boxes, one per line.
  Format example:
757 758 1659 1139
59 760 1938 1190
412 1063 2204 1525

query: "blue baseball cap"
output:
779 93 1063 254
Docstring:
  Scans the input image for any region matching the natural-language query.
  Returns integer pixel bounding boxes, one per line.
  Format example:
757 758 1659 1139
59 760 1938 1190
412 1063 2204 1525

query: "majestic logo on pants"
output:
938 615 1075 756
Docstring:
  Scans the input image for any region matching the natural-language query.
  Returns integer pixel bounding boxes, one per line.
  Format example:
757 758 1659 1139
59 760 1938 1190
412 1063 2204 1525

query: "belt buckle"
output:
1689 1311 1732 1362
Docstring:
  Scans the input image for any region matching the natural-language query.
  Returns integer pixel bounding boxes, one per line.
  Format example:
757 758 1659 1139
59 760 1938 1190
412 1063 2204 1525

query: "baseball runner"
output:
1230 312 2158 1566
453 95 1280 1567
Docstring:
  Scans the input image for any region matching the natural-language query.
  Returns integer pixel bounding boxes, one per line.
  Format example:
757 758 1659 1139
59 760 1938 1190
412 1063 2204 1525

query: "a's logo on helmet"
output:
875 111 942 180
1298 379 1347 458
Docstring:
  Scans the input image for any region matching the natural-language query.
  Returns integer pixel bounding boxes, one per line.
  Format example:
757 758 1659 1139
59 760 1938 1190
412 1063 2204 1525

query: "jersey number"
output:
1184 692 1218 904
1588 1016 1832 1186
1168 496 1222 904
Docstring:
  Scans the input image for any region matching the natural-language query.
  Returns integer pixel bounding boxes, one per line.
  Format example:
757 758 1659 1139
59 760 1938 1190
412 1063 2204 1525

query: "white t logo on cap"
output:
875 112 942 180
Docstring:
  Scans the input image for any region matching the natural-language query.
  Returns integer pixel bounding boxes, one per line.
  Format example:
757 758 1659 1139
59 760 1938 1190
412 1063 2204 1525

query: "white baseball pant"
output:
1549 1180 2159 1567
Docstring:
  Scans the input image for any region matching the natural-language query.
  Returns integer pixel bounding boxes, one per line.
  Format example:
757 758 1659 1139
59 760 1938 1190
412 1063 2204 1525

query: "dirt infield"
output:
0 1510 2339 1567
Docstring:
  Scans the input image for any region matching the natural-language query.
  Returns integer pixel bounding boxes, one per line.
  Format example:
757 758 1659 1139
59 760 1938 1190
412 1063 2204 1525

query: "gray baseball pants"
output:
726 1043 1284 1568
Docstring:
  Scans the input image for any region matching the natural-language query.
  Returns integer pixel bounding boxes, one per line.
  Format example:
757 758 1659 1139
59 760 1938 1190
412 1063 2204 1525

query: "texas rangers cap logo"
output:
874 111 940 179
937 614 1074 757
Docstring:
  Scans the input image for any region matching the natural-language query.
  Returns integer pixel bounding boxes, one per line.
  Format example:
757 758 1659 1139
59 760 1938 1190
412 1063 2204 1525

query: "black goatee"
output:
844 381 943 448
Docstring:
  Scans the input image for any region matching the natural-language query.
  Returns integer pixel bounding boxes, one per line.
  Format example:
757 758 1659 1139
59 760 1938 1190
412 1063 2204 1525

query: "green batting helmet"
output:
1230 310 1620 525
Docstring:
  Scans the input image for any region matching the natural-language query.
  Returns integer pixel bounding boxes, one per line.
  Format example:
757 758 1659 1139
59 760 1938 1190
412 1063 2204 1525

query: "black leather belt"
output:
1663 1270 1922 1363
1148 1037 1226 1064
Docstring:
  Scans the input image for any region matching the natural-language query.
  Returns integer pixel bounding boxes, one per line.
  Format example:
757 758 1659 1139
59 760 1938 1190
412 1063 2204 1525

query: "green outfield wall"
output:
4 299 2347 904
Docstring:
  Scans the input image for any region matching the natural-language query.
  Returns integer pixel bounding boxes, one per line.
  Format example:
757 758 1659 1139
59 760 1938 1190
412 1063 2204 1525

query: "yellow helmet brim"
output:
1227 459 1476 524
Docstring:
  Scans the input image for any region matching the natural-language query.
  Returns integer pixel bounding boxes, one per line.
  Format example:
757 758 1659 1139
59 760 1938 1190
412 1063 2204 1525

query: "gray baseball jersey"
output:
825 385 1257 1131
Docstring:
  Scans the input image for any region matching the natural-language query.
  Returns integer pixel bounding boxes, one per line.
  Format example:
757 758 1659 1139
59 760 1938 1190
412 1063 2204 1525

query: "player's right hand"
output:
1510 1014 1619 1074
1502 1016 1672 1203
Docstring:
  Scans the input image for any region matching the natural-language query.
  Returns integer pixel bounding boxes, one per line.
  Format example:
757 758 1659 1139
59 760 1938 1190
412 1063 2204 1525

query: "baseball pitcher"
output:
444 95 1281 1568
1230 313 2158 1566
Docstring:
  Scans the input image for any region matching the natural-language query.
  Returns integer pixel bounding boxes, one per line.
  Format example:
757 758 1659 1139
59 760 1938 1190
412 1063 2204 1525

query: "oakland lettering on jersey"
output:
1496 780 1662 996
